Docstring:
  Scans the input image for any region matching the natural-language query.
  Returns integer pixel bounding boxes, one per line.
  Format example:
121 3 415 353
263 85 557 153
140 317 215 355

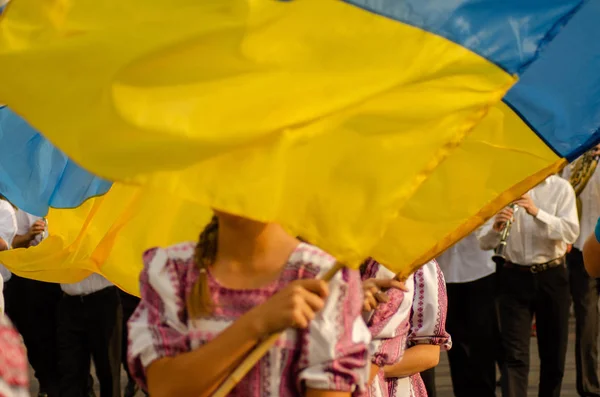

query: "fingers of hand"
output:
496 213 511 223
297 279 329 298
514 199 528 207
287 291 323 329
290 306 310 329
517 196 533 206
502 208 515 216
363 291 378 312
363 301 377 312
392 280 408 292
374 279 408 292
374 291 389 303
293 286 325 312
367 285 380 295
362 279 376 290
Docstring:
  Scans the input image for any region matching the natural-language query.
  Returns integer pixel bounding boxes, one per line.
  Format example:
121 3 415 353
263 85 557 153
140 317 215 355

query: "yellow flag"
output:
0 184 212 295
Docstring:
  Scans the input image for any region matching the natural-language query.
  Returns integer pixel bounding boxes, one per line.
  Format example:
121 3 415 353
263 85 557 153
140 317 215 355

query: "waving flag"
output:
0 181 212 295
0 0 598 288
0 107 211 294
0 107 111 216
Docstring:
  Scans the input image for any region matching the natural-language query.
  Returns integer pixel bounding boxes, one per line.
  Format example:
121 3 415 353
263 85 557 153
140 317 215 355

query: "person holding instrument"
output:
358 259 451 397
562 144 600 397
127 212 371 397
477 175 579 397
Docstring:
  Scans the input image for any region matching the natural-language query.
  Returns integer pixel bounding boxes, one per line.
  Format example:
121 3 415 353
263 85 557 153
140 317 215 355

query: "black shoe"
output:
124 380 139 397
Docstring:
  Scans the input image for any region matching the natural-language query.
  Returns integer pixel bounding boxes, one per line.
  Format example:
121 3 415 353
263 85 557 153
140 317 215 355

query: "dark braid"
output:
359 258 372 277
187 215 219 318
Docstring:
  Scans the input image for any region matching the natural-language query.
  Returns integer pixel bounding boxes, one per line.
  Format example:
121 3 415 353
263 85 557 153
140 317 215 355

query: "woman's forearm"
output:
369 364 380 383
383 345 440 379
147 311 267 397
11 234 31 249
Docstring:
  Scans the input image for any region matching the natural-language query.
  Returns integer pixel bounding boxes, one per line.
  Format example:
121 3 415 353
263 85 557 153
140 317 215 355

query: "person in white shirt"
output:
562 147 600 397
437 233 498 397
12 210 46 249
477 175 579 397
4 207 62 397
0 196 17 314
57 274 123 397
0 196 16 251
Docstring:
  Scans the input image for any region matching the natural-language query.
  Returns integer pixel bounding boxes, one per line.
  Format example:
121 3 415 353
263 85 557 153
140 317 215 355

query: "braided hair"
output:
187 215 219 318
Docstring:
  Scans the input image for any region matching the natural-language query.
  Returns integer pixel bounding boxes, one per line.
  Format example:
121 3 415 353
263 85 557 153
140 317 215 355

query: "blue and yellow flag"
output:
0 107 211 294
0 107 111 216
0 0 599 295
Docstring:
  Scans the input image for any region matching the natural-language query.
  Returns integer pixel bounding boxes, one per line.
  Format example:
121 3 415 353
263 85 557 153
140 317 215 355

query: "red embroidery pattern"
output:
0 316 28 391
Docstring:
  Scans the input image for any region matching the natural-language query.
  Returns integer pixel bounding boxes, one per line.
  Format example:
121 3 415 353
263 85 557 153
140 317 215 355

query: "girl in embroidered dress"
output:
359 259 451 397
127 213 371 397
0 315 29 397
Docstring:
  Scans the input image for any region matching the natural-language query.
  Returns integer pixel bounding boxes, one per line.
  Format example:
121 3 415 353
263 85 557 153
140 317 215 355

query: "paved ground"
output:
436 319 579 397
28 319 581 397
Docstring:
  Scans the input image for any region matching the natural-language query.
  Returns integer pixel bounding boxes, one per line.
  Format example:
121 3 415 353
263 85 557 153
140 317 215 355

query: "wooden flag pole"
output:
212 262 345 397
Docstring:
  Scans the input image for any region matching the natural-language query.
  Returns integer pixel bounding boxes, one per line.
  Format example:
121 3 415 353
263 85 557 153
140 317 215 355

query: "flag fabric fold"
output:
0 106 111 216
0 0 598 288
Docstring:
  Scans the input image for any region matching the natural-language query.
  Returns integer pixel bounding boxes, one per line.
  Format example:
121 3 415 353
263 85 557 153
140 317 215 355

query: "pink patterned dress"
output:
358 260 451 397
0 316 29 397
128 242 371 396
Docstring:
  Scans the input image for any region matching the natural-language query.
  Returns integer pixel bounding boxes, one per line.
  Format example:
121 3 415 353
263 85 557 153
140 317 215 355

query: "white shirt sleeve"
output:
14 210 32 236
476 218 501 251
0 201 17 247
534 182 580 244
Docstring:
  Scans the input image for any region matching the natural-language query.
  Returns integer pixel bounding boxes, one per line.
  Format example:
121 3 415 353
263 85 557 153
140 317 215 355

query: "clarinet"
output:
492 203 519 266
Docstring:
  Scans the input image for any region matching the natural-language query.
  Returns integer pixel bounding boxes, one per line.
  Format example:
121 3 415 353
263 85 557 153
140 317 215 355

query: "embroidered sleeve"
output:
364 262 409 367
127 246 191 391
0 316 29 397
298 267 371 393
408 260 451 350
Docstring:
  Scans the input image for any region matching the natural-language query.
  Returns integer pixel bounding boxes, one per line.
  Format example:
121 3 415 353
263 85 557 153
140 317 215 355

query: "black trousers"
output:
420 367 437 397
57 286 123 397
4 276 62 397
446 273 498 397
118 290 140 383
568 248 600 397
497 265 570 397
